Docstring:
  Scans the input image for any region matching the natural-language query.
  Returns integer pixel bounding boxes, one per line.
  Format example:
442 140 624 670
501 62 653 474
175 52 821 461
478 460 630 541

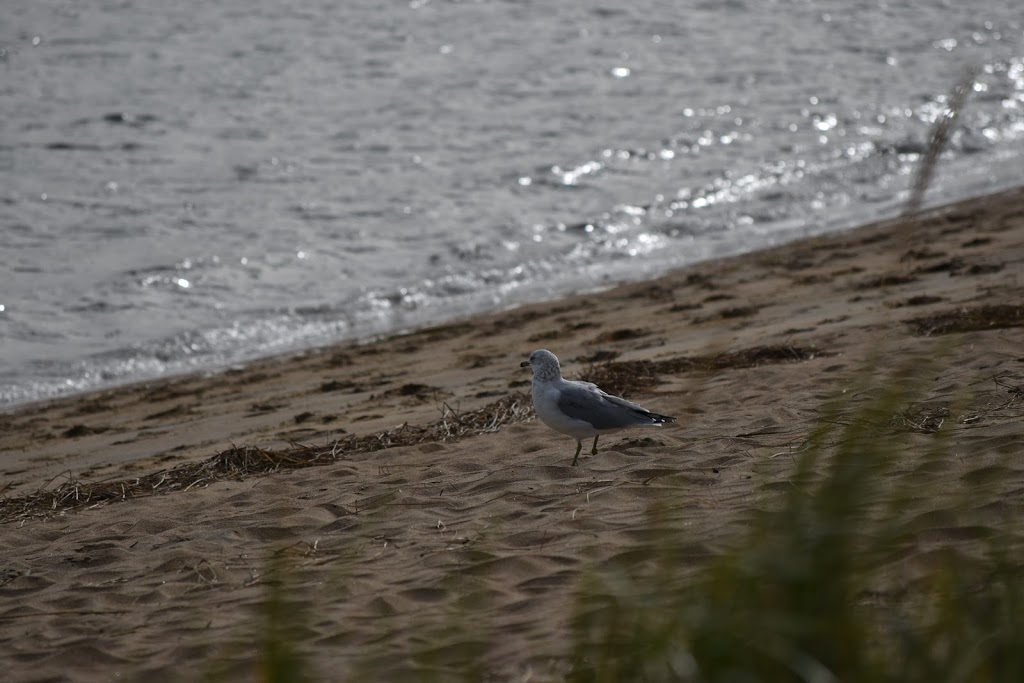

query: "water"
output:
2 0 1023 409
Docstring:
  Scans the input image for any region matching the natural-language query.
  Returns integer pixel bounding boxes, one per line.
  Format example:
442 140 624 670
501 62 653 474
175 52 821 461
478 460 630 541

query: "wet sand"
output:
2 188 1023 681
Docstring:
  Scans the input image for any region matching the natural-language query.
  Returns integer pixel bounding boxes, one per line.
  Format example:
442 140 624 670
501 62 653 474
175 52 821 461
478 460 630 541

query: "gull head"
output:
520 348 562 382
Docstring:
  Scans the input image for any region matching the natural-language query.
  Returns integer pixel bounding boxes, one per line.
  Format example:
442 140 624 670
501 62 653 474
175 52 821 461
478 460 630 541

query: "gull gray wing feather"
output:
556 381 674 430
601 392 676 423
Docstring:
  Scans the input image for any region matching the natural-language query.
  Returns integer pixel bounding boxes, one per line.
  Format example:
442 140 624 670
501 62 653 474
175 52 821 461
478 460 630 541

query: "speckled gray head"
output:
520 349 562 382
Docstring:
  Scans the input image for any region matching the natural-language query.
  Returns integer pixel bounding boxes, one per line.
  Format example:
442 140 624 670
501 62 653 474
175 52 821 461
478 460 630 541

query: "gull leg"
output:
571 440 582 467
591 435 600 455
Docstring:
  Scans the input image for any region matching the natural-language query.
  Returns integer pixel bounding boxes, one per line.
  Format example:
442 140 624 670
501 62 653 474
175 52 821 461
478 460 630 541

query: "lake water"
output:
2 0 1023 408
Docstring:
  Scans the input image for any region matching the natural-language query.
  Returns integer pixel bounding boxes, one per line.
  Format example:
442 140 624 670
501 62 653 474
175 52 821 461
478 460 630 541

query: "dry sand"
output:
1 189 1023 681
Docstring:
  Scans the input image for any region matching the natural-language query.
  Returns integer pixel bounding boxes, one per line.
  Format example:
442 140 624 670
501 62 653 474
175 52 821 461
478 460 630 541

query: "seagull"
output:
520 349 676 466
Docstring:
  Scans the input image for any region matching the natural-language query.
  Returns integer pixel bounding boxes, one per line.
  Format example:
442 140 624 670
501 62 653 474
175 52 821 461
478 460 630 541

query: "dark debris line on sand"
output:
905 304 1024 336
0 394 533 524
0 344 822 523
579 344 824 395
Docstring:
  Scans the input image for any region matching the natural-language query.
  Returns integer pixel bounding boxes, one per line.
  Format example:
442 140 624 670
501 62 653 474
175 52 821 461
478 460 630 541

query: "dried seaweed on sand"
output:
0 394 532 523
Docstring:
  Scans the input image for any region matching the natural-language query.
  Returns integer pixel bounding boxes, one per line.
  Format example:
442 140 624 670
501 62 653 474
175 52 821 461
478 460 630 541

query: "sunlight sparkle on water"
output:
813 113 837 131
616 204 647 218
552 160 603 185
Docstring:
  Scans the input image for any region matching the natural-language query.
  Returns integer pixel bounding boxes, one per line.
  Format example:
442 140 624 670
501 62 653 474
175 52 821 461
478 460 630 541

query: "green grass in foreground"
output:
567 361 1024 683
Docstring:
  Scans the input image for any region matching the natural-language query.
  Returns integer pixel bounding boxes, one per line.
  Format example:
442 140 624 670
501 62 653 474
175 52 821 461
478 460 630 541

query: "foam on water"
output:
2 0 1023 407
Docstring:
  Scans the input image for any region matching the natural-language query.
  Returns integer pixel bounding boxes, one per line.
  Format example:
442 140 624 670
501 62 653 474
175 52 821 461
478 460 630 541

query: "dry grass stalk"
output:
903 65 978 216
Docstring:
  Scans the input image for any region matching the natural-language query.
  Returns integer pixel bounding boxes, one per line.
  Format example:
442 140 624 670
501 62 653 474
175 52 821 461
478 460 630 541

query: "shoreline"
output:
1 186 1022 680
6 170 1021 416
2 186 1023 497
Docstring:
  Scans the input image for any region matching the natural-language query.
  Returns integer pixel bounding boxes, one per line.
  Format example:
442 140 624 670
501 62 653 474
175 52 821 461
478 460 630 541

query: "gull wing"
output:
556 381 674 430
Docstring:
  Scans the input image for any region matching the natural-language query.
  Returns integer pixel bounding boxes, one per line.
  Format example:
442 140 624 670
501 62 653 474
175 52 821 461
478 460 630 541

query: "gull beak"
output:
520 360 531 368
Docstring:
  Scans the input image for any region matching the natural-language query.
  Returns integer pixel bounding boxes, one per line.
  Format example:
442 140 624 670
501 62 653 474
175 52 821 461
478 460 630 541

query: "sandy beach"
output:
2 188 1023 681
